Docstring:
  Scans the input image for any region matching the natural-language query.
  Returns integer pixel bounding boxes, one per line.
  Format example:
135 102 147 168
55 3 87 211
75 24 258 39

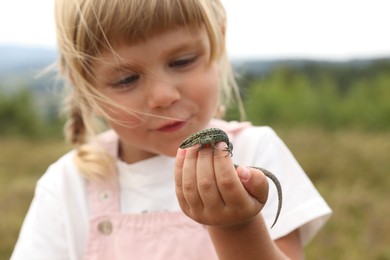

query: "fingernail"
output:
216 142 227 149
177 148 186 157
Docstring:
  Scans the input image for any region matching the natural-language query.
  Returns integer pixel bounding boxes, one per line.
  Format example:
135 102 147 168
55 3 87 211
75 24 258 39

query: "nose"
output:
146 78 181 109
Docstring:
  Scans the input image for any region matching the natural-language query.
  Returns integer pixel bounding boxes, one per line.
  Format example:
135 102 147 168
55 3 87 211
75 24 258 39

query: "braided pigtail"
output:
64 91 116 180
64 95 87 146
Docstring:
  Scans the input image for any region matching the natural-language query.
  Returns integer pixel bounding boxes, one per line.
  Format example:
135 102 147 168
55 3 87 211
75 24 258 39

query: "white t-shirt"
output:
11 122 332 260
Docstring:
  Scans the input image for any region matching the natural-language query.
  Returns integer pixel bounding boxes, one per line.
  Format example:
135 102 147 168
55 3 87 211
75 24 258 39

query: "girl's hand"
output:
174 142 269 227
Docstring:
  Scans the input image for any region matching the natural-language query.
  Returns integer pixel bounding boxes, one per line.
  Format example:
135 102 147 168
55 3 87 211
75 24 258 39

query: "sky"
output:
1 0 390 60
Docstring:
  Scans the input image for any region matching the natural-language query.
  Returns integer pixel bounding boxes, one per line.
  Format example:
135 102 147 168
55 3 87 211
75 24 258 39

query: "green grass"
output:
276 128 390 259
1 129 389 259
0 137 69 259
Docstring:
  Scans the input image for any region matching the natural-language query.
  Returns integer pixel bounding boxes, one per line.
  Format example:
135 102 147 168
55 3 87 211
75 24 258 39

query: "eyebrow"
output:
162 37 206 58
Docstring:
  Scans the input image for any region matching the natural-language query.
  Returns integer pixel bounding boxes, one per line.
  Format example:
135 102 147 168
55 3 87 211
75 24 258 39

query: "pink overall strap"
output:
84 130 122 260
87 175 121 216
87 129 121 215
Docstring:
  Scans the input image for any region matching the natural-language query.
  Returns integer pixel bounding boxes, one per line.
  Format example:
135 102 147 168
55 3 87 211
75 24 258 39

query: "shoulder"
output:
211 119 283 158
209 118 277 142
229 124 291 169
38 129 118 190
234 124 278 144
36 150 86 197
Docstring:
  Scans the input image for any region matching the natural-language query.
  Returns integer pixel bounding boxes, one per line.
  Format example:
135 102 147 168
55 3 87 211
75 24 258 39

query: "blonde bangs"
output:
56 0 225 59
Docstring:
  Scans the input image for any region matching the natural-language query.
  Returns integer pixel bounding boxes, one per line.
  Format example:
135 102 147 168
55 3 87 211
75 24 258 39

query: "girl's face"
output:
92 26 221 163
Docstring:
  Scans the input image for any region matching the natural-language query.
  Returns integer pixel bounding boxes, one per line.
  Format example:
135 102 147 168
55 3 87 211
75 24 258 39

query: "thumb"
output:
237 165 269 205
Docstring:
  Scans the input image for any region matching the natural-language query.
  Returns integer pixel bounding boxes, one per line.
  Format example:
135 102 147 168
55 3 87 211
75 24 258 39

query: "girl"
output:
12 0 331 259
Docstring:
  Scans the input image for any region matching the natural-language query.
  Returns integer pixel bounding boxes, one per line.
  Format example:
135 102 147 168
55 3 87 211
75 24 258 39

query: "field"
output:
277 128 390 259
1 128 389 259
0 137 70 259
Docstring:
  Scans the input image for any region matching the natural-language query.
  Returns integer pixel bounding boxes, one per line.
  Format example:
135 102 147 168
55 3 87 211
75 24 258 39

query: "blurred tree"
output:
0 88 42 136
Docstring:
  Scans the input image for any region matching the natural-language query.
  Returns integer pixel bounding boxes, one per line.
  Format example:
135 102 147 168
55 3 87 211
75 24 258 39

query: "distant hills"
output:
0 45 57 94
0 45 57 75
1 45 390 93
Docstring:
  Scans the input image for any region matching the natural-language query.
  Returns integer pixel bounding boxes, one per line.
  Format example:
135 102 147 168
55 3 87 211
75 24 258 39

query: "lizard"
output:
180 127 282 228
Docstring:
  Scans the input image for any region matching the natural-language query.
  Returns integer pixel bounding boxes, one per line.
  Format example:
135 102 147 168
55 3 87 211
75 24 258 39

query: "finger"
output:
213 142 247 206
196 144 223 209
174 148 189 211
181 145 203 210
237 166 269 205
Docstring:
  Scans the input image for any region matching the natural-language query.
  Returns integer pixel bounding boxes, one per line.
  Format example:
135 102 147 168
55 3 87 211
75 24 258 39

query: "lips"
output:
157 121 187 133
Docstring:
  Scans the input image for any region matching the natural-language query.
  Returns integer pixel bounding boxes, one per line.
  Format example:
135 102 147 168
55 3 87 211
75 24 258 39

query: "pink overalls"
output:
84 178 218 259
84 120 250 259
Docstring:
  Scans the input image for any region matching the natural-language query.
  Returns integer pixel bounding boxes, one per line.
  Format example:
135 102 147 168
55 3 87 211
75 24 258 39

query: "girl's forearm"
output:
207 214 290 260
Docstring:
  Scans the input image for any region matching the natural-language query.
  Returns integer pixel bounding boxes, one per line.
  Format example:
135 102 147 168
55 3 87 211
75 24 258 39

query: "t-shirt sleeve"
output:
11 166 70 260
233 126 332 245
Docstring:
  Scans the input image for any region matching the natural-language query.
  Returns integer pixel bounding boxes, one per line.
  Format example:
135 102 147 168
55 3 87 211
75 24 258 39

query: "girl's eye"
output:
113 74 140 89
169 56 197 68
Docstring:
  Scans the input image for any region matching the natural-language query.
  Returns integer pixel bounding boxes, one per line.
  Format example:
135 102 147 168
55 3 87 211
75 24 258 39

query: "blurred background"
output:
1 1 389 259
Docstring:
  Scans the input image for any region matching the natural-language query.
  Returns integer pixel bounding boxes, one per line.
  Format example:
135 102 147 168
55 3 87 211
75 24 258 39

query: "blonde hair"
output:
55 0 243 179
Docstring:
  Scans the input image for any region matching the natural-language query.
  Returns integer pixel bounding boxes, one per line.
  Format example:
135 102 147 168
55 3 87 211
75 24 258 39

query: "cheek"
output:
101 103 144 128
95 87 145 126
191 67 220 112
